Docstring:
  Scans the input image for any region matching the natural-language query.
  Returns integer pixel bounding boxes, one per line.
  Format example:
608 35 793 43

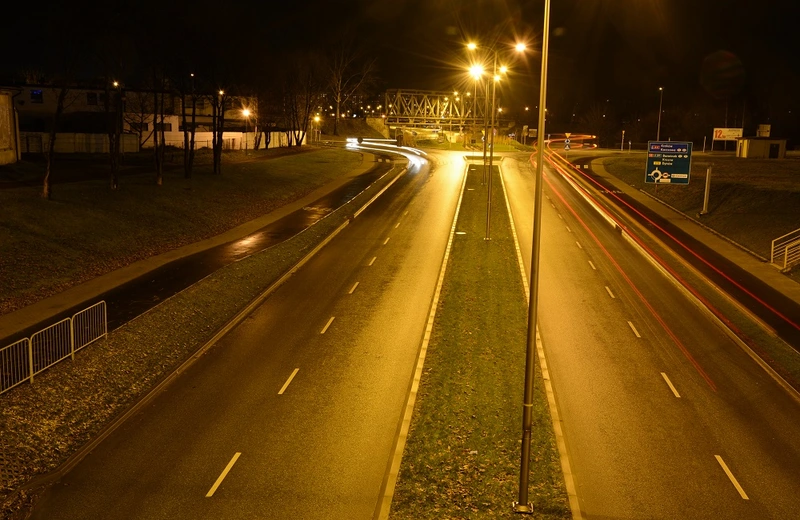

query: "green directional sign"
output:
645 141 692 184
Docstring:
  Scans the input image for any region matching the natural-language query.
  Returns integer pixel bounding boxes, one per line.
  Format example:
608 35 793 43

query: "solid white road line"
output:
715 455 749 500
605 286 615 299
206 452 241 497
383 237 391 245
278 368 300 395
660 372 681 398
628 321 641 338
368 256 377 266
321 317 335 334
588 260 596 270
348 282 360 294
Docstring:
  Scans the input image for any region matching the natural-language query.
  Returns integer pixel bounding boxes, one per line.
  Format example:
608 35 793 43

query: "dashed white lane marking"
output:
456 231 467 235
605 286 615 299
278 368 300 395
715 455 749 500
206 452 241 497
576 241 582 249
588 260 596 270
558 213 563 220
348 282 360 294
628 321 641 338
368 257 377 266
566 225 572 233
383 237 391 245
551 203 556 209
403 210 409 216
321 317 335 334
661 372 681 398
395 222 401 229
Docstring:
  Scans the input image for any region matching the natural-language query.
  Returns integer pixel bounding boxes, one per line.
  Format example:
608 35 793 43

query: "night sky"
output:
3 0 799 140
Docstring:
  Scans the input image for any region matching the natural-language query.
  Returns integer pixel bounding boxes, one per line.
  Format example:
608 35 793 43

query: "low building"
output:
736 137 787 159
0 89 20 165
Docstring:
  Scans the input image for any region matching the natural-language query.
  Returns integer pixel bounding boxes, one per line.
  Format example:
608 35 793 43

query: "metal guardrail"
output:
771 229 800 271
0 338 30 394
0 301 107 395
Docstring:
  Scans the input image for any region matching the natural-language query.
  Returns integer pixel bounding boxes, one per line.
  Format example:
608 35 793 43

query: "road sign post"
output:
645 141 693 185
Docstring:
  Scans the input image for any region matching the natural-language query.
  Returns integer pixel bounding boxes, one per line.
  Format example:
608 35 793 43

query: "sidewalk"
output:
589 158 800 307
0 152 382 343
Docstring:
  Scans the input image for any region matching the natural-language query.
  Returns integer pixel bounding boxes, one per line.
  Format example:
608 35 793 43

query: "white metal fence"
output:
0 301 107 395
771 228 800 271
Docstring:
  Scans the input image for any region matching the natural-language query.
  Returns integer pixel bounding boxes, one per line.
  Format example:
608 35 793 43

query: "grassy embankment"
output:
0 148 362 315
390 166 571 519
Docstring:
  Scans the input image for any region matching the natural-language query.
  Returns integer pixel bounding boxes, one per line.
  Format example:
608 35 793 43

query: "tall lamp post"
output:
656 87 664 141
467 41 526 240
515 0 550 513
242 108 251 155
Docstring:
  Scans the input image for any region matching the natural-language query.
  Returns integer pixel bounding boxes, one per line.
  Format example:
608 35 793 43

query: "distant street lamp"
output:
314 115 321 144
656 87 664 141
467 41 526 240
242 108 251 155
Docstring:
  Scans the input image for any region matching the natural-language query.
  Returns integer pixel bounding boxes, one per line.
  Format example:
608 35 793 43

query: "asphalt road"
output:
502 151 800 519
29 150 465 519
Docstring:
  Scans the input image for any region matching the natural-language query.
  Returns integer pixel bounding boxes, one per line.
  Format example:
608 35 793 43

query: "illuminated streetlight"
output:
242 108 251 155
478 41 527 240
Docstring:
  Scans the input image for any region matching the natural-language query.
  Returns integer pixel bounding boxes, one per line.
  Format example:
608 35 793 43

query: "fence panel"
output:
72 301 107 351
30 318 72 377
0 338 31 395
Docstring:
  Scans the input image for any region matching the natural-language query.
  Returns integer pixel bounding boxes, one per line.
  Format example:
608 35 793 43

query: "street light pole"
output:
656 87 663 141
515 0 550 513
485 51 498 240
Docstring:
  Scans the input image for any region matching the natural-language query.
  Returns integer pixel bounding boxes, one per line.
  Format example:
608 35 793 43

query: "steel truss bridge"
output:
384 89 490 129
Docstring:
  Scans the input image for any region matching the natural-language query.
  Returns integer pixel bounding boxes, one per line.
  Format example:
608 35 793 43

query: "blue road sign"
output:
645 141 692 184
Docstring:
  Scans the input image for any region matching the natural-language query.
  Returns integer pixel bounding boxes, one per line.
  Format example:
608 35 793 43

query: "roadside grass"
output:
0 148 362 315
0 163 401 519
390 167 571 519
596 152 800 261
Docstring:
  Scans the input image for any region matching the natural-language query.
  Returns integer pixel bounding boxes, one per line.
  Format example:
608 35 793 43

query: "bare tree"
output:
42 85 74 200
282 54 324 147
122 90 152 148
211 90 227 174
327 44 376 135
152 67 168 186
180 73 198 178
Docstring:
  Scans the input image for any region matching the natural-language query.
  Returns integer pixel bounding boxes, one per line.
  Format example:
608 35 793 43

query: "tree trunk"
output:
182 89 190 178
42 87 68 199
188 92 196 177
153 76 163 186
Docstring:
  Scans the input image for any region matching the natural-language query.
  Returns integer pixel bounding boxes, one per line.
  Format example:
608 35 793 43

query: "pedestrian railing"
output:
771 228 800 272
0 301 107 395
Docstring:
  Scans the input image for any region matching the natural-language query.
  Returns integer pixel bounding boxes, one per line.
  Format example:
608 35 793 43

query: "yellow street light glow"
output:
219 90 224 95
112 81 119 87
516 42 526 52
314 116 320 122
500 65 508 74
469 65 484 79
242 109 250 117
494 74 501 82
467 42 477 50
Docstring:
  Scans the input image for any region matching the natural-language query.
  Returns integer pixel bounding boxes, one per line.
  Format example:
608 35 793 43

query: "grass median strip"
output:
390 166 571 519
